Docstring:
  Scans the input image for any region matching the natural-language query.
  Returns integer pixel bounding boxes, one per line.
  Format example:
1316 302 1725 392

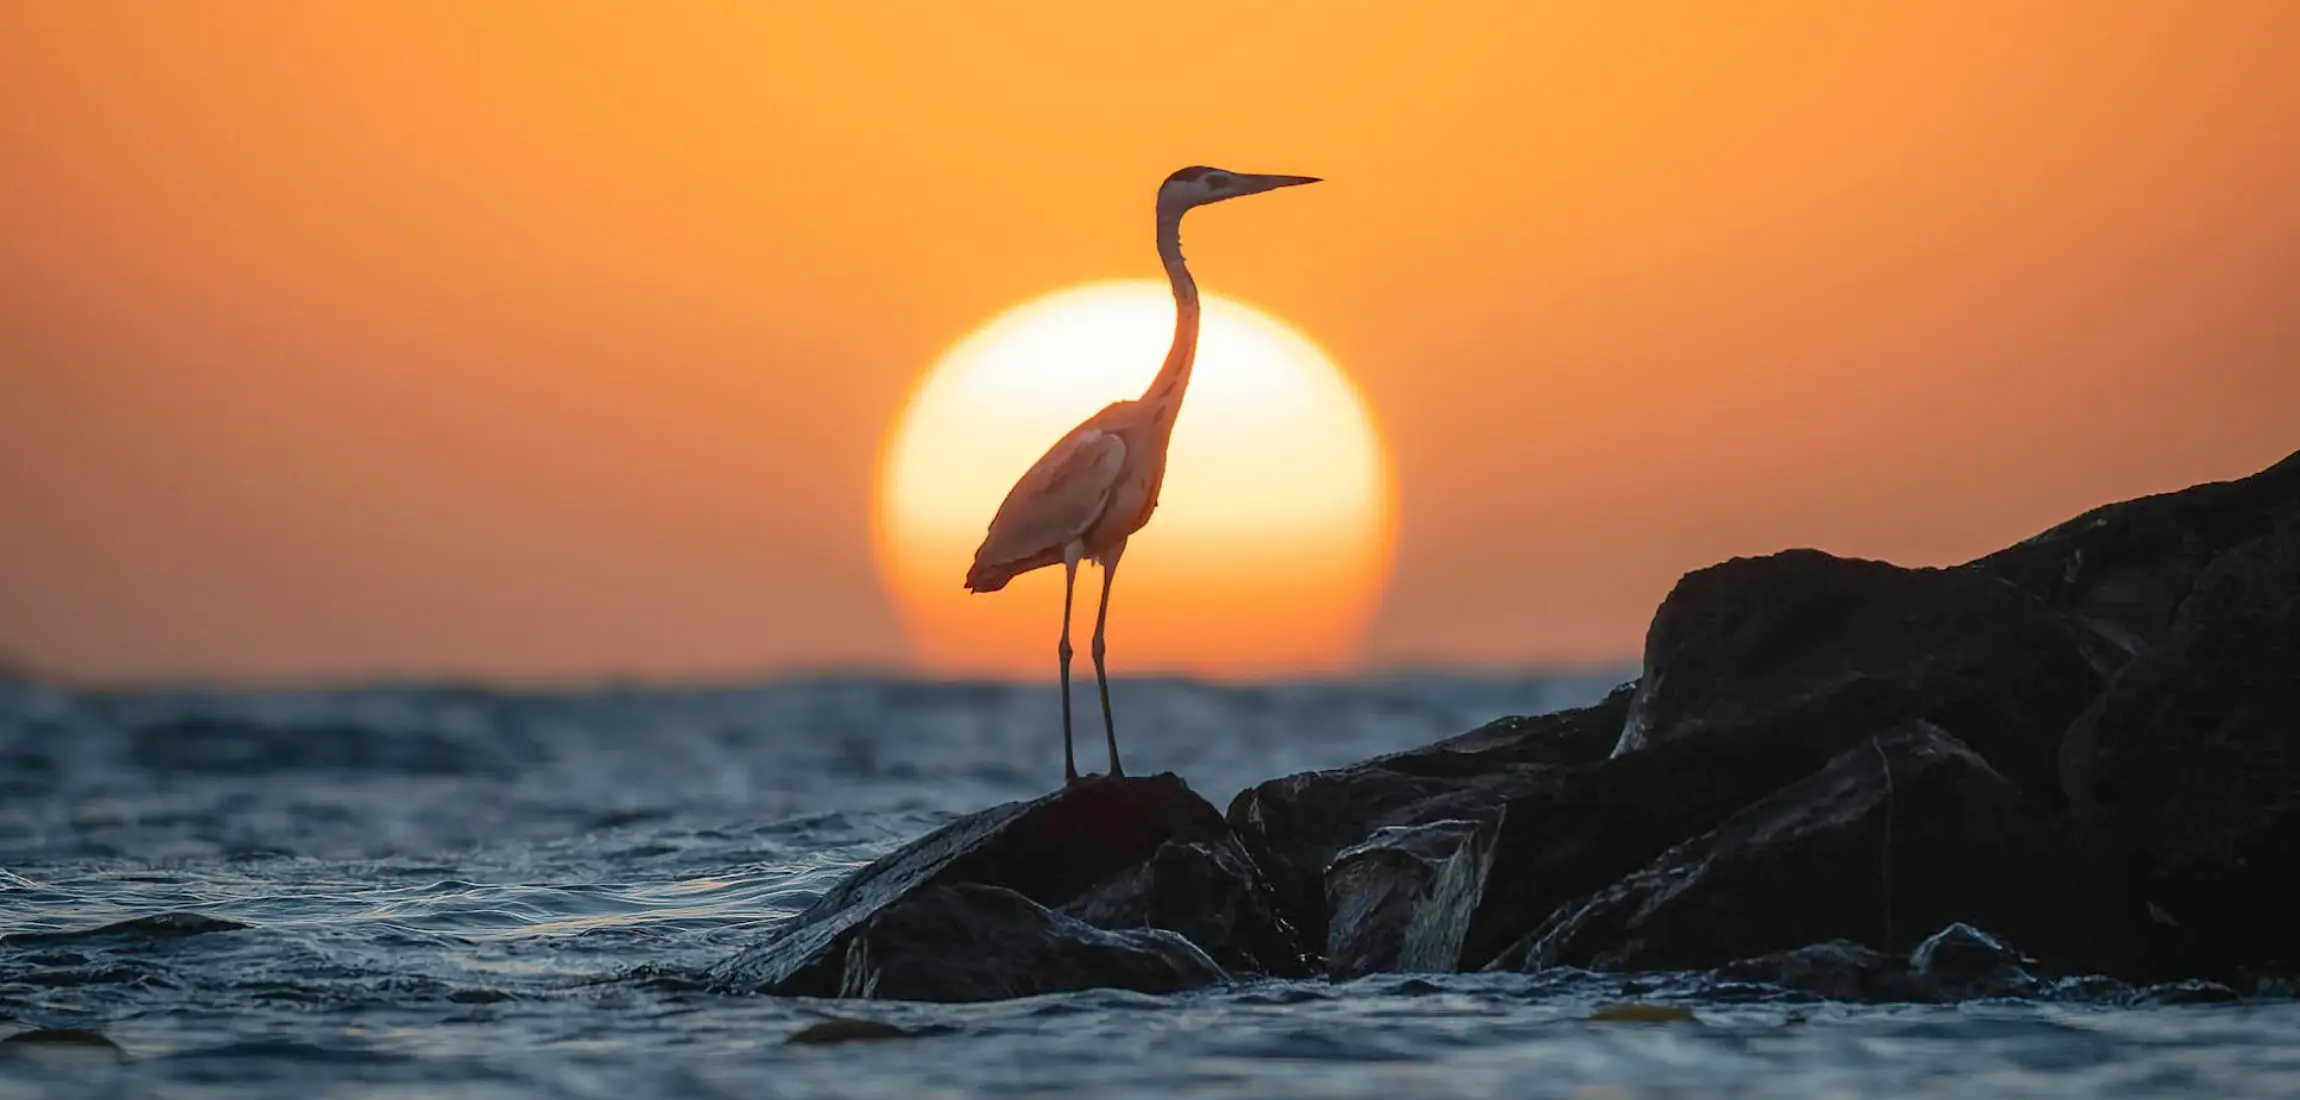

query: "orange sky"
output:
4 2 2297 683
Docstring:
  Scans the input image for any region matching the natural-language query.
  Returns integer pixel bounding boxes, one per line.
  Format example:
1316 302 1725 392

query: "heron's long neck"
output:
1139 209 1199 413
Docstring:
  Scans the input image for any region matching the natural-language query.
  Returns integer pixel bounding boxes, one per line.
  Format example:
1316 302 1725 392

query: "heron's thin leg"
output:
1091 545 1124 778
1059 555 1080 785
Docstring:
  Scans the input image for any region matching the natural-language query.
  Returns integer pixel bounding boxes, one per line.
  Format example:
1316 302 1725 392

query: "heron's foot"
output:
1107 758 1125 780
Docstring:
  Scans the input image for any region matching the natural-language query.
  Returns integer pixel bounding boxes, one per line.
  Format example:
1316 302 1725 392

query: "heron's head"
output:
1157 165 1320 216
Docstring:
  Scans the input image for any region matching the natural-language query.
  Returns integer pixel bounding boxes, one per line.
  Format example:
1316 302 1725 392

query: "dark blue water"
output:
5 671 2297 1098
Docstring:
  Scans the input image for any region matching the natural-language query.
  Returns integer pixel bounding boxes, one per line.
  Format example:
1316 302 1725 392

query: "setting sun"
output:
875 281 1396 679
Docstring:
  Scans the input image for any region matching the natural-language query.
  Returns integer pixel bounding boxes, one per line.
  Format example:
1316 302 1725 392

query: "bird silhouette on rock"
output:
963 166 1322 786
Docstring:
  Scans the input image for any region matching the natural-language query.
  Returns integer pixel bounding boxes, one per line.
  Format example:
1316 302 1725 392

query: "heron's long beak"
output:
1232 173 1322 196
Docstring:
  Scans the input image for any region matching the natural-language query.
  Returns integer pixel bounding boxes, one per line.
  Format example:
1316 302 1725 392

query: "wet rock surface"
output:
1225 689 1629 952
1712 939 1908 1000
837 883 1225 1002
708 773 1285 998
1713 923 2046 1003
1427 693 1909 973
1322 818 1480 979
1062 837 1314 978
1510 723 2137 977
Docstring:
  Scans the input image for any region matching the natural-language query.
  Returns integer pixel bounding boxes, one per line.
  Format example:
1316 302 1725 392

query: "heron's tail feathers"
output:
963 562 1011 593
963 549 1058 593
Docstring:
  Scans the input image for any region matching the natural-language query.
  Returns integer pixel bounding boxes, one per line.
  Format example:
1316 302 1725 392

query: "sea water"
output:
4 672 2295 1098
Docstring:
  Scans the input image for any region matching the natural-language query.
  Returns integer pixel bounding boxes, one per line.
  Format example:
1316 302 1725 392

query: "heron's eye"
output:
1206 174 1231 189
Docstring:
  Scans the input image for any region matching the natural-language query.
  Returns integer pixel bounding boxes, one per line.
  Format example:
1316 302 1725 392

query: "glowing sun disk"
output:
875 280 1395 678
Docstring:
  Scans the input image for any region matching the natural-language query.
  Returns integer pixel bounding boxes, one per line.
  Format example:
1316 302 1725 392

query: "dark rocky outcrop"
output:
1322 818 1480 979
1225 688 1629 952
1420 690 1908 973
837 884 1225 1002
1258 452 2293 982
716 448 2300 994
1509 723 2137 977
2060 514 2300 980
1404 543 2141 974
1614 550 2122 802
709 773 1287 998
1712 939 1907 1000
1063 838 1314 978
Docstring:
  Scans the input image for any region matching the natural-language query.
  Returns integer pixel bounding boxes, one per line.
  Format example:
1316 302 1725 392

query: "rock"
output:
1906 923 2043 1000
1712 924 2043 1002
837 884 1226 1002
708 774 1234 996
1972 448 2300 650
1430 688 1915 973
2060 517 2300 979
1230 768 1521 958
1226 687 1630 951
1398 828 1498 973
1322 818 1480 978
2138 979 2244 1005
1061 837 1312 978
1714 940 1907 1000
1614 549 2121 802
1378 687 1632 776
1513 723 2138 977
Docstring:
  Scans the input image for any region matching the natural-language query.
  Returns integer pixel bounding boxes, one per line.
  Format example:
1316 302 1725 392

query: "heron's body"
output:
961 165 1320 784
962 399 1173 592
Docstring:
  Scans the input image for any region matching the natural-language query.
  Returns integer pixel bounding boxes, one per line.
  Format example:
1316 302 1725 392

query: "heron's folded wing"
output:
972 428 1128 568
